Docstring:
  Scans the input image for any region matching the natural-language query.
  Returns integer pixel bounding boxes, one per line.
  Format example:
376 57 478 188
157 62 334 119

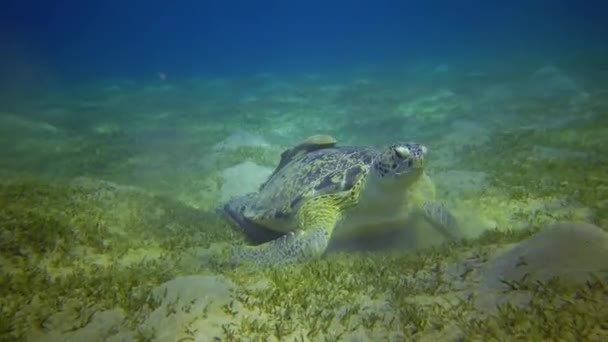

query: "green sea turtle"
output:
222 135 459 266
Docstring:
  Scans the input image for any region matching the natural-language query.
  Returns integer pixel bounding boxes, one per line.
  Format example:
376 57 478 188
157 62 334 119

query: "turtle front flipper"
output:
422 202 460 240
232 198 340 267
223 193 285 244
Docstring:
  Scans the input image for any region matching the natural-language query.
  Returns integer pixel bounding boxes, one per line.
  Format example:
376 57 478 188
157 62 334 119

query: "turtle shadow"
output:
232 216 424 253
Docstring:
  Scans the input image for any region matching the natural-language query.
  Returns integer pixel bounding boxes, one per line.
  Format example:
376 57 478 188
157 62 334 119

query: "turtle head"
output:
372 143 426 180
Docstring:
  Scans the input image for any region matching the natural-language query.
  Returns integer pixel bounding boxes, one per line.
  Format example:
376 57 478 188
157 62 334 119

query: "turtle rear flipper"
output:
422 202 460 240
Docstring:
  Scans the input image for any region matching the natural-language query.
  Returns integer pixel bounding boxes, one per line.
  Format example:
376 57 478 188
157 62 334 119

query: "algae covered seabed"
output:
1 58 608 341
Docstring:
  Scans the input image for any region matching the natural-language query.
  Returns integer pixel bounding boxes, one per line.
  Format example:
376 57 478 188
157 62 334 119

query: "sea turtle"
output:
222 135 459 266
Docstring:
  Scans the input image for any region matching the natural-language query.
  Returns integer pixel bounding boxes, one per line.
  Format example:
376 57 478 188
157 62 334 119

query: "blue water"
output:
2 0 606 81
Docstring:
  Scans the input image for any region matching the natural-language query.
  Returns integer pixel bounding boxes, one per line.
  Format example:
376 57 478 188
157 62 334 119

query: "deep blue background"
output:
1 0 607 82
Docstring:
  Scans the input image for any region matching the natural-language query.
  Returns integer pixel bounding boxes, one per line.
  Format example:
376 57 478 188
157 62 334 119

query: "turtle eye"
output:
394 146 410 158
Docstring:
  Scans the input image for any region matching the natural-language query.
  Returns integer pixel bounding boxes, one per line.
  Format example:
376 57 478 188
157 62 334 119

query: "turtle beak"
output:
394 146 411 158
